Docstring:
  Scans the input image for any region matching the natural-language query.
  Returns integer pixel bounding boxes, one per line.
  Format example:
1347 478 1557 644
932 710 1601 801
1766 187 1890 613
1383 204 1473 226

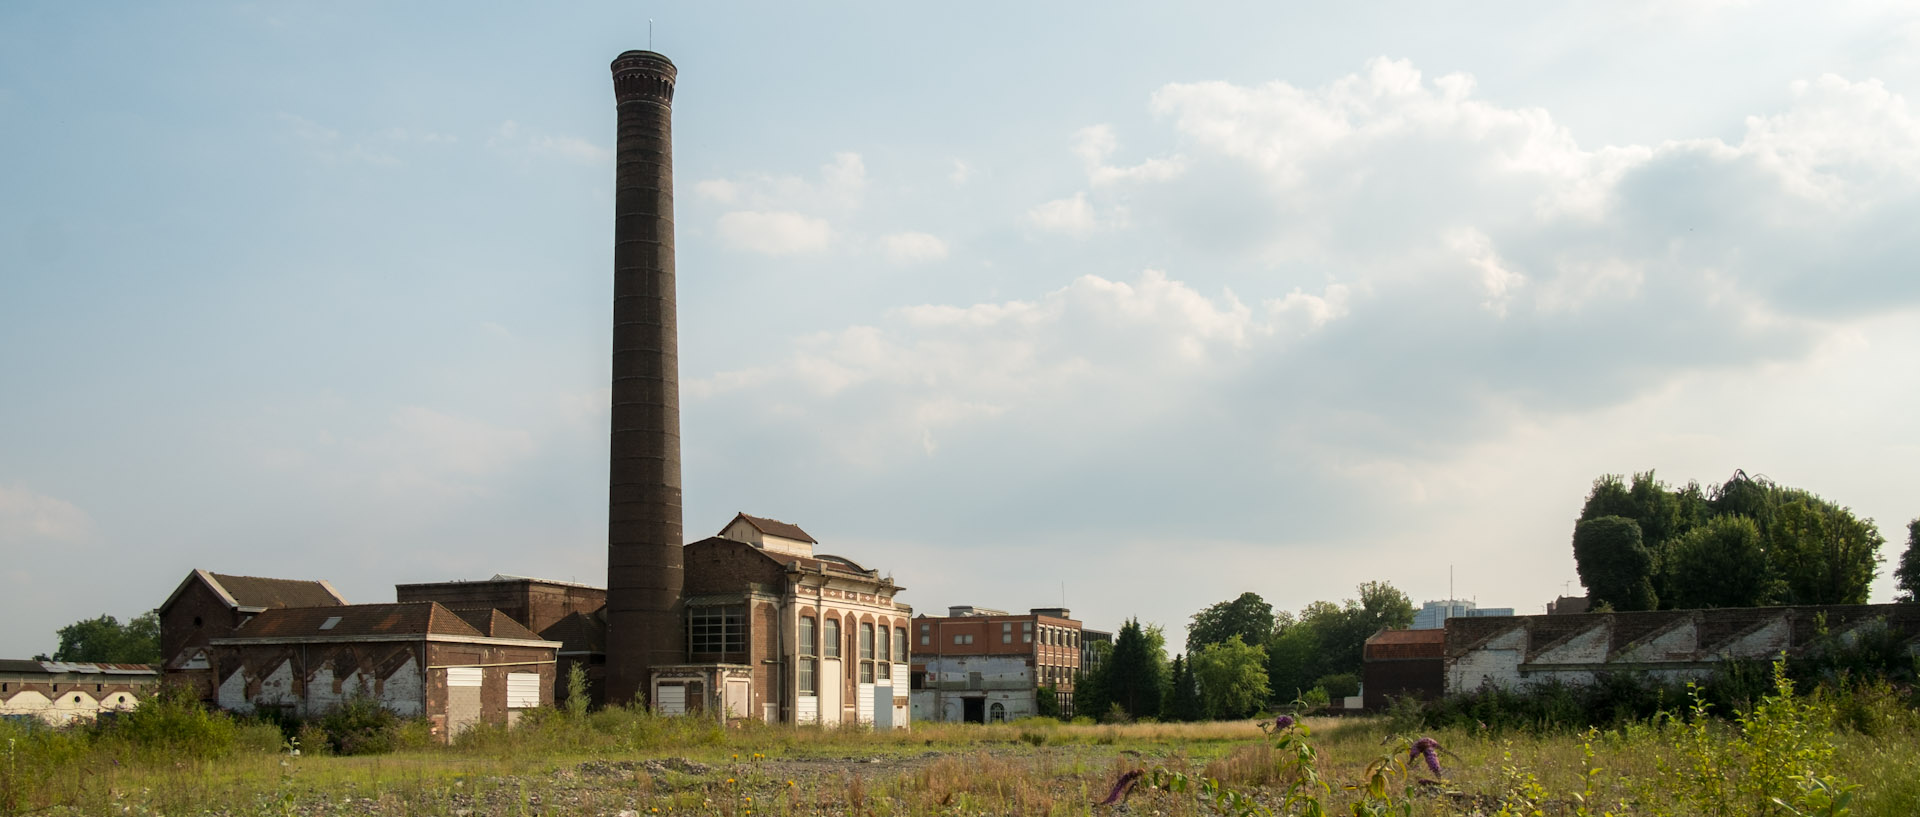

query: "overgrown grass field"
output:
4 667 1916 816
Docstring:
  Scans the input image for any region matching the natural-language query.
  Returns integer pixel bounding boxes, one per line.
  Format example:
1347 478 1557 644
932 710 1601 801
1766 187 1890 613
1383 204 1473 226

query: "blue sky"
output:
4 1 1918 658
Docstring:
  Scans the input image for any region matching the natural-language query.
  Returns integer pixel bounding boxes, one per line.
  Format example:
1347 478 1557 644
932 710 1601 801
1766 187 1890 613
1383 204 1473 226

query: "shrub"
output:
313 694 402 756
98 685 239 759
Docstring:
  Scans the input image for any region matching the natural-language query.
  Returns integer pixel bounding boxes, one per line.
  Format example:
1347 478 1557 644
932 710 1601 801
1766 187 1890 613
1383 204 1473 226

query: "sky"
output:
3 1 1918 659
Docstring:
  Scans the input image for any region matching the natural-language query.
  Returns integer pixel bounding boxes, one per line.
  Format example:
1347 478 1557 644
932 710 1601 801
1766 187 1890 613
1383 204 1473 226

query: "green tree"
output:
1191 635 1269 719
1074 639 1115 719
1185 591 1276 654
1105 618 1165 719
1035 684 1062 719
1896 518 1920 603
49 610 161 663
1767 497 1882 605
1666 515 1781 609
1165 654 1203 722
1573 516 1659 610
1262 582 1414 706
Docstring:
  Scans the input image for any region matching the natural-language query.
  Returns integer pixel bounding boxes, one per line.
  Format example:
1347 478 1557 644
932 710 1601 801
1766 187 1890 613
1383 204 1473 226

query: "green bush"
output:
313 695 403 755
98 685 240 759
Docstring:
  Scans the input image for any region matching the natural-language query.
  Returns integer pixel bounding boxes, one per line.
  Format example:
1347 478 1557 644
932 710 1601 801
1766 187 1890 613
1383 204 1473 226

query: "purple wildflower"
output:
1097 769 1144 806
1273 714 1296 731
1409 737 1443 777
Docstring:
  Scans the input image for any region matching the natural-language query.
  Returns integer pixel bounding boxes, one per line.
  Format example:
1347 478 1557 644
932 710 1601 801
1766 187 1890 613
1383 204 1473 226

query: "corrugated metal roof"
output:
0 660 158 676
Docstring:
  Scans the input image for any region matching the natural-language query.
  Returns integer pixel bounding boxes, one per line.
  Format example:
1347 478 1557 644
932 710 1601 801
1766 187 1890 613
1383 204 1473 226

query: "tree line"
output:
1573 469 1920 611
1070 582 1415 723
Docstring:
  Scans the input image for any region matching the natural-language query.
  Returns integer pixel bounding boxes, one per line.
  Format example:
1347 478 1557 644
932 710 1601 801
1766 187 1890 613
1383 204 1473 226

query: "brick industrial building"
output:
910 606 1082 723
158 570 349 702
395 575 607 707
208 602 558 738
651 514 910 726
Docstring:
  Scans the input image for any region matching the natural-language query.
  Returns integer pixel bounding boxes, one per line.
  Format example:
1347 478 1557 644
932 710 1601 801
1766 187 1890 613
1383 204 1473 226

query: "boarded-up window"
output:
657 683 686 715
506 673 540 709
446 667 483 687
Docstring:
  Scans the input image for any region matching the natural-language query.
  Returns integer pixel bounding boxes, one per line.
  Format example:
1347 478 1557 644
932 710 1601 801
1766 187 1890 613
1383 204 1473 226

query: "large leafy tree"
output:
1191 635 1269 720
44 610 161 663
1767 497 1882 605
1186 592 1276 654
1665 515 1781 609
1261 582 1414 704
1572 516 1659 611
1896 518 1920 603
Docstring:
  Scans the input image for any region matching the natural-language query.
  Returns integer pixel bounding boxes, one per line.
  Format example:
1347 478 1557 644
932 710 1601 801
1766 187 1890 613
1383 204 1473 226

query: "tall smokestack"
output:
606 50 683 706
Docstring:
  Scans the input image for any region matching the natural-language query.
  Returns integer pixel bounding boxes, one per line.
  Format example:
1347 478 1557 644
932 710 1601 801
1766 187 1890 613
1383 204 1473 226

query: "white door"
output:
819 659 842 726
724 679 751 719
857 683 875 725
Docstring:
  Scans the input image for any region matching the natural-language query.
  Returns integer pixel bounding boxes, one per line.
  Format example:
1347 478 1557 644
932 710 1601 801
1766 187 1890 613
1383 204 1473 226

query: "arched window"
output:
823 618 840 658
989 702 1006 722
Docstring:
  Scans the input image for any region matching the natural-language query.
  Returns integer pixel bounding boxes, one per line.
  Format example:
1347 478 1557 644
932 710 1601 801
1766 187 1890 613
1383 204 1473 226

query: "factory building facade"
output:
158 570 348 702
395 574 606 707
910 606 1083 723
655 514 911 727
209 602 559 740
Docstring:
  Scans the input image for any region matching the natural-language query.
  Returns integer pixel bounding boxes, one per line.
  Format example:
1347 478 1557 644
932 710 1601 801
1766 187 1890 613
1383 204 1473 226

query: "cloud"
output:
678 58 1920 555
716 210 833 255
488 120 610 164
690 270 1346 462
0 485 93 544
949 159 972 185
1028 192 1125 237
1074 124 1186 185
880 232 949 264
697 152 868 211
700 152 871 255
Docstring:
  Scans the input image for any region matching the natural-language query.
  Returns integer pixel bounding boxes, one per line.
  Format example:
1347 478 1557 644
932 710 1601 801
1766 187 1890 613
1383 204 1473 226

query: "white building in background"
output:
1412 599 1515 630
0 660 158 725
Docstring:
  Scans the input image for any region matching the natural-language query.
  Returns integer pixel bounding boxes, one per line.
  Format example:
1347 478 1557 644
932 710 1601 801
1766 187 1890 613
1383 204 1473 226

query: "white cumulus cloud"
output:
880 232 948 264
717 210 833 255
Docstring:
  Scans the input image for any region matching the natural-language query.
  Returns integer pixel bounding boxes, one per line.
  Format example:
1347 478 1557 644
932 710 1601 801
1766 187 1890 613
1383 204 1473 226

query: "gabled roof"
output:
162 569 347 614
728 513 817 543
540 611 606 654
227 602 484 640
480 610 542 641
